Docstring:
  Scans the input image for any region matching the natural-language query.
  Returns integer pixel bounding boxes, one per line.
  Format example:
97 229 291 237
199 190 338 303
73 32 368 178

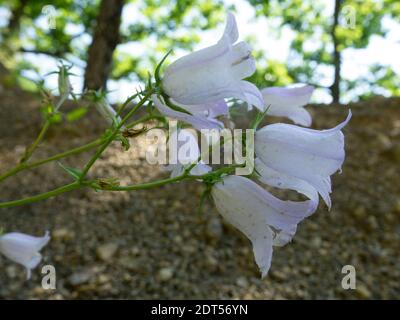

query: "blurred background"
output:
0 0 399 103
0 0 399 299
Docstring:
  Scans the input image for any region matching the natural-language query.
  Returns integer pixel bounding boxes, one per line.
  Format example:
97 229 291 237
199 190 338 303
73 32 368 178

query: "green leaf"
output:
250 105 270 130
155 49 172 85
163 95 192 115
66 107 88 122
117 135 131 151
58 162 83 180
48 112 63 124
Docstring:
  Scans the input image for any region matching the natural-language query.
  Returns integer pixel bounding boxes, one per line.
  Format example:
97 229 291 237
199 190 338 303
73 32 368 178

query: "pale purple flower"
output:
160 12 264 111
0 231 50 279
56 65 72 110
95 97 122 126
211 175 316 277
255 111 352 210
164 129 211 177
262 85 314 127
152 95 226 130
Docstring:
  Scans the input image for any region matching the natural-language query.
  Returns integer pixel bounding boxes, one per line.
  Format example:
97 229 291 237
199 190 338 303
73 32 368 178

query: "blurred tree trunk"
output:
7 0 28 33
83 0 124 91
330 0 342 103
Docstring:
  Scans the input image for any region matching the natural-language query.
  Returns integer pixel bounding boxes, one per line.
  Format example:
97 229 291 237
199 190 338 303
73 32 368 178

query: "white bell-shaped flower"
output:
161 12 264 111
211 176 316 277
0 231 50 280
261 85 314 126
255 111 352 209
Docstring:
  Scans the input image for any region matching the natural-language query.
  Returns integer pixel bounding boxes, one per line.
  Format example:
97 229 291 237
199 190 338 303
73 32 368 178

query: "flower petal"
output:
163 10 238 79
152 95 224 130
255 111 351 209
231 81 265 111
252 225 274 278
262 85 314 126
221 11 239 44
175 99 229 118
211 176 316 276
273 226 297 247
165 129 212 178
0 231 50 279
256 111 351 179
164 11 237 78
255 158 319 205
230 42 256 79
161 12 259 107
207 100 229 117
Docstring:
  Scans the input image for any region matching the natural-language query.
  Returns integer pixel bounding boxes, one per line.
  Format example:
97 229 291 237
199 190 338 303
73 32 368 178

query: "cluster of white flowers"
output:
0 12 350 280
157 12 351 277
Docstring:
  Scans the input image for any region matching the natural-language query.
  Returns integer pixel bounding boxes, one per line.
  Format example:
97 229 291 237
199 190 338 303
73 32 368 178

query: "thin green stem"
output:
0 138 103 184
0 165 25 183
79 89 155 180
0 115 161 184
116 91 144 116
0 182 81 209
125 115 164 128
103 173 196 191
0 173 193 209
20 120 51 163
30 139 103 168
0 160 241 209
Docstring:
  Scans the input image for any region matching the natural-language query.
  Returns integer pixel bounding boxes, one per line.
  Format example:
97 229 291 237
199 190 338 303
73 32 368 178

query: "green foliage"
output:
246 0 400 101
0 0 399 102
249 51 294 88
66 106 88 122
0 0 224 86
58 162 83 180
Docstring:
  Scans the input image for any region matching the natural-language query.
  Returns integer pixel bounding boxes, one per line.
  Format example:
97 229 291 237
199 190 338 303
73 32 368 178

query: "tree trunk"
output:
7 0 28 32
83 0 124 91
330 0 342 103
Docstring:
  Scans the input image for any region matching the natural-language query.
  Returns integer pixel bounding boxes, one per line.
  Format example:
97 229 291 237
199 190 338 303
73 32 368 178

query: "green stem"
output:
0 174 193 209
79 89 155 180
116 91 144 116
104 173 196 191
20 120 51 163
0 182 81 208
0 138 103 184
0 115 162 184
0 161 240 209
125 115 164 128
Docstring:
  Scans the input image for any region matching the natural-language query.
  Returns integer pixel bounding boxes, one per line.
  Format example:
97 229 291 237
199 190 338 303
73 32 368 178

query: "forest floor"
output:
0 87 399 299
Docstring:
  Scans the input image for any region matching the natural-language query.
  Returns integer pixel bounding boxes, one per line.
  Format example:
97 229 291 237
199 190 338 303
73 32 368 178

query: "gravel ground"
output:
0 87 399 299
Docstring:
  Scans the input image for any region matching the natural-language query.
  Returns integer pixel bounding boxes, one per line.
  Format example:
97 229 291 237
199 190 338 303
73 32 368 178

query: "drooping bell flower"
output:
164 129 211 177
152 95 226 130
0 231 50 280
261 85 314 127
95 95 122 127
255 111 352 210
160 12 264 111
211 175 317 277
56 64 73 110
